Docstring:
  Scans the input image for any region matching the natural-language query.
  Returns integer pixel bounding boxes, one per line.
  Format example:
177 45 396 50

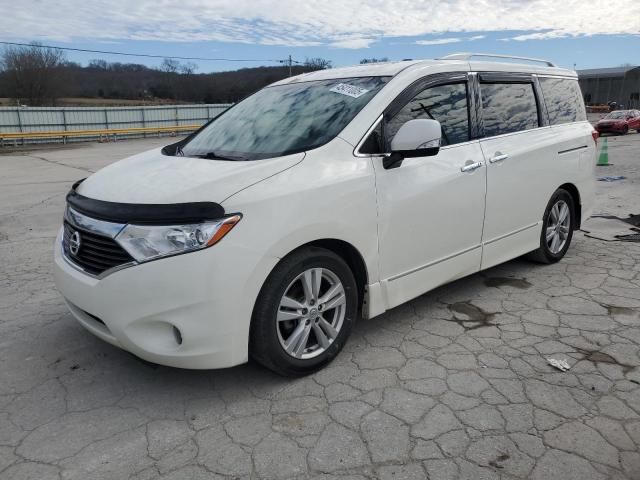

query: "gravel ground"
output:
1 136 639 480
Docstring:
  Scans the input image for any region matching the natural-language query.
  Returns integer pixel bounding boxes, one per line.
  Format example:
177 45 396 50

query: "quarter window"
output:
539 77 587 125
386 83 470 147
481 83 539 137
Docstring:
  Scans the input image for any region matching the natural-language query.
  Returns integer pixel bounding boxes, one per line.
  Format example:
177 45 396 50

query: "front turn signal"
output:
206 214 242 246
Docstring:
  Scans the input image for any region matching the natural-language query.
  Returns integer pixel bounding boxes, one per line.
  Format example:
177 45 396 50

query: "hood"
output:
598 118 626 124
77 148 304 204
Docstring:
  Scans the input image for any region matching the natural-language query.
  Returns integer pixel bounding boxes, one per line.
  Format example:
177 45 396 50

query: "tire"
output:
622 125 629 135
250 246 358 376
527 189 576 264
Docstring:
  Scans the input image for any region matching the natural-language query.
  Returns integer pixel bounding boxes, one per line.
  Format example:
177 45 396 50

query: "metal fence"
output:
0 104 232 144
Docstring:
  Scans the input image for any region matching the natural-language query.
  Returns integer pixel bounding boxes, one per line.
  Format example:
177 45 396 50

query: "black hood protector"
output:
66 179 226 225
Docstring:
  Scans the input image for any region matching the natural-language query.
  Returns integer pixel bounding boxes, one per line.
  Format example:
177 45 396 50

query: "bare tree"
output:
179 62 197 75
304 57 332 70
160 58 181 74
1 42 66 105
0 54 329 105
88 59 108 70
360 57 389 64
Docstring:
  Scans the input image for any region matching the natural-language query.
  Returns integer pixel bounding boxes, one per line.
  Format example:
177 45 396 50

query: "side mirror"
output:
385 119 442 169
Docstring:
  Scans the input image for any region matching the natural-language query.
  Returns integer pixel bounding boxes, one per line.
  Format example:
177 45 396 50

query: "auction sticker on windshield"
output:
330 83 370 98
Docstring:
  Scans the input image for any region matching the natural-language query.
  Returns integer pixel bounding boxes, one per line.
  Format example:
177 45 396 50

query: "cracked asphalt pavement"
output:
1 135 639 479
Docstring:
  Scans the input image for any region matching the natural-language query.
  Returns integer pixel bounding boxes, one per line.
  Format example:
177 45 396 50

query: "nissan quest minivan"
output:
54 53 596 375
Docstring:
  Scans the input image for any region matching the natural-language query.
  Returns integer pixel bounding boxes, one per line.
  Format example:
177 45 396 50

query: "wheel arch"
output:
558 183 582 228
284 239 369 311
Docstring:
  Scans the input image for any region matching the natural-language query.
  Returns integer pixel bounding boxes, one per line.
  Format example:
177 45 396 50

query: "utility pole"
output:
280 55 294 76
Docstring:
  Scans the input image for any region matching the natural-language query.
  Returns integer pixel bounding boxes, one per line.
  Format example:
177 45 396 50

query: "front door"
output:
369 76 487 309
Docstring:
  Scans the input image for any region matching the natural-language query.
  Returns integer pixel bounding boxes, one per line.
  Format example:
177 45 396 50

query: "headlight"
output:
115 214 241 263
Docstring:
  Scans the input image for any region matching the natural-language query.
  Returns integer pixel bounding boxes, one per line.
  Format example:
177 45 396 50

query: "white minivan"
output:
54 53 596 375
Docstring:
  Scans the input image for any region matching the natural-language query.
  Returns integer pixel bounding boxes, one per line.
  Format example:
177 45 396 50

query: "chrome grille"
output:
63 221 134 275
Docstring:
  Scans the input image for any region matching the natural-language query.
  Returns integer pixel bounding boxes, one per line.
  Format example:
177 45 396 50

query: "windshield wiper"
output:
194 151 248 161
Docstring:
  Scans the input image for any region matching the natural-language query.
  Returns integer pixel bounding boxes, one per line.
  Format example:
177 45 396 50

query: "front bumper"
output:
53 228 278 369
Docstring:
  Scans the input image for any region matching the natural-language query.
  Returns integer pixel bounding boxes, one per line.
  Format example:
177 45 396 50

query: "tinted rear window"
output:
539 77 587 125
481 83 539 137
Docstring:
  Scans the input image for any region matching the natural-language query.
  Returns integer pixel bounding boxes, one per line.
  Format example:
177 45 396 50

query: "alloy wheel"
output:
276 267 346 359
546 199 571 254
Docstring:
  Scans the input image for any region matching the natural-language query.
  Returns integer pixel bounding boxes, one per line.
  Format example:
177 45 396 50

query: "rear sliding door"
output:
477 74 557 269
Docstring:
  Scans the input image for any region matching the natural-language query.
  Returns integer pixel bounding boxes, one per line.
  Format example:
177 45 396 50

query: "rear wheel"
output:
527 189 575 264
250 247 357 376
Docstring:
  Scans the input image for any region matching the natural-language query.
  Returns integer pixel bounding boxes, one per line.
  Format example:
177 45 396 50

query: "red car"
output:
595 110 640 135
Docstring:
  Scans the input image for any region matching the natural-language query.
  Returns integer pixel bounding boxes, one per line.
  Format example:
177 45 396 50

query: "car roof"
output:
270 60 427 85
271 57 576 86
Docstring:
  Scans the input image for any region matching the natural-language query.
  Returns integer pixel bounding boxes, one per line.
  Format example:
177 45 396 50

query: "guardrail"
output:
0 104 231 146
0 124 201 147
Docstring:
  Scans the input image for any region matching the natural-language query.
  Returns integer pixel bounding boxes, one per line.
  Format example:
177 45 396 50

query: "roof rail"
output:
438 53 556 67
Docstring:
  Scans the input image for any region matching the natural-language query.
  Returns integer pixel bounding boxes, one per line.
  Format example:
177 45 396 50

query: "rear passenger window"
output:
481 83 539 137
539 77 587 125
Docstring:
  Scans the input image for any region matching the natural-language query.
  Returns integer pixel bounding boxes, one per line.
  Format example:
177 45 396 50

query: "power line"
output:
0 40 297 64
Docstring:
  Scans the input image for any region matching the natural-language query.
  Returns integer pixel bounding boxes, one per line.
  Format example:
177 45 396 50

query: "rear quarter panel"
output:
553 121 596 224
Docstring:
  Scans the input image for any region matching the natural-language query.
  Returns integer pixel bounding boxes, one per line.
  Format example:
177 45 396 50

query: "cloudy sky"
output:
2 0 639 71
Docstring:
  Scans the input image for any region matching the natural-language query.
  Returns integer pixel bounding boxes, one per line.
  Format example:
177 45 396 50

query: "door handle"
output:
489 153 509 163
460 161 483 172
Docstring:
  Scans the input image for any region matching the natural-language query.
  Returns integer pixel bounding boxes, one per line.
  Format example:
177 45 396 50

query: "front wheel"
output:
250 247 358 376
527 189 575 264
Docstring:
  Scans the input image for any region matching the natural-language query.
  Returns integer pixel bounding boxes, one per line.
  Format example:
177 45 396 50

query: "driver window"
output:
386 83 470 148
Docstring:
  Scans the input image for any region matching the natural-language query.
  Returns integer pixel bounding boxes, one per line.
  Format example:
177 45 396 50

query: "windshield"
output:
177 76 389 160
606 111 628 119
